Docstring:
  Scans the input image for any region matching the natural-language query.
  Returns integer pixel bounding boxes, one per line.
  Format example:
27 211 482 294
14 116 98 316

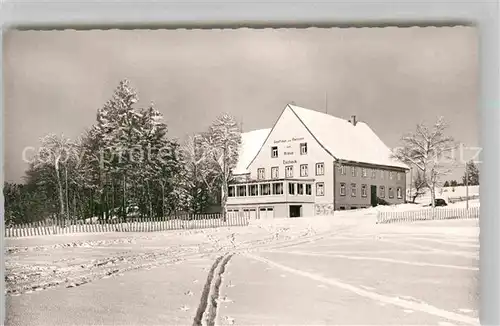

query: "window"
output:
340 183 346 196
389 187 394 198
257 168 265 180
271 167 279 179
272 182 284 195
288 182 296 195
285 165 294 178
380 170 385 179
228 186 236 197
338 164 346 175
362 168 367 178
316 163 325 176
237 185 247 197
300 142 308 155
260 183 271 196
351 167 356 177
249 184 258 196
389 171 394 180
379 186 385 198
351 183 357 197
361 184 367 197
397 172 402 181
397 187 402 199
316 182 325 196
271 146 278 158
300 164 308 177
372 169 376 179
297 183 304 195
305 184 312 195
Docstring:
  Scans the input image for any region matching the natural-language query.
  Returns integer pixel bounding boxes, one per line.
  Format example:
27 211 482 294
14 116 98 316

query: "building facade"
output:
226 104 409 219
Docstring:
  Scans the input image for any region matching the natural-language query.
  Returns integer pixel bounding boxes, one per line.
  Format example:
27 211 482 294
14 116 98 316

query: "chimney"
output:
349 115 357 126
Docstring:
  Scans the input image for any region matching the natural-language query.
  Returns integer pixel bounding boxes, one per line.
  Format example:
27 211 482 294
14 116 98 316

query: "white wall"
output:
247 106 334 207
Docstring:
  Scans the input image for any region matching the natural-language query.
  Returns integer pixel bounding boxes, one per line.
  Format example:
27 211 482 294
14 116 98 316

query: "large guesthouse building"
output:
227 104 409 219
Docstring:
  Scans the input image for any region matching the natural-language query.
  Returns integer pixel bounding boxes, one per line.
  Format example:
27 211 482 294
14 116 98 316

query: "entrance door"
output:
370 185 377 207
289 205 302 218
248 209 257 220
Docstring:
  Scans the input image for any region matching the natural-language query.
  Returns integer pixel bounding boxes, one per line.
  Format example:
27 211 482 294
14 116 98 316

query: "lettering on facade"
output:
283 159 298 164
273 136 305 144
284 151 294 155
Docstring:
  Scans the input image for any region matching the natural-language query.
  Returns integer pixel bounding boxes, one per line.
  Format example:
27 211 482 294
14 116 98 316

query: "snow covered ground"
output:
414 185 480 205
217 221 479 325
6 213 479 326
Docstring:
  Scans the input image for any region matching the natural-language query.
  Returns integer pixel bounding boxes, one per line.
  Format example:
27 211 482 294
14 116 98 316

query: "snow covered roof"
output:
288 104 409 169
233 128 271 175
233 104 409 175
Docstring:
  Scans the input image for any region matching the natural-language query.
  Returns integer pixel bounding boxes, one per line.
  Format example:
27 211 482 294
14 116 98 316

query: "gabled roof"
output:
288 104 409 169
233 128 271 175
234 104 408 175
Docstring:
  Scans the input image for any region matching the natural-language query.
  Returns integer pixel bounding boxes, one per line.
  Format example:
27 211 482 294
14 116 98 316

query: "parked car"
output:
427 198 448 207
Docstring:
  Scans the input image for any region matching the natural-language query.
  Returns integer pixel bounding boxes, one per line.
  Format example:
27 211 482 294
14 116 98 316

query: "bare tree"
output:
410 170 427 203
35 134 77 218
392 117 457 208
200 113 242 221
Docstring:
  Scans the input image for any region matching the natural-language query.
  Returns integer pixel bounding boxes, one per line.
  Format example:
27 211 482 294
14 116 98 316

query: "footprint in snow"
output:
184 290 194 296
226 281 235 288
218 295 233 303
193 280 199 284
224 316 235 325
179 305 190 311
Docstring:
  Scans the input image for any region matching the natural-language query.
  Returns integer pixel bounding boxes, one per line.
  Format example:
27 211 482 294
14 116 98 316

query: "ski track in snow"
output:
245 253 479 326
5 224 326 295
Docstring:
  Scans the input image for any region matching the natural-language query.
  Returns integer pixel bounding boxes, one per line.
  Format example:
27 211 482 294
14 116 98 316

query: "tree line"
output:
4 80 242 225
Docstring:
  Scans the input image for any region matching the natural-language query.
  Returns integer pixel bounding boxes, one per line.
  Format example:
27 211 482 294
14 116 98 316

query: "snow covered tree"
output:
11 79 194 223
181 134 221 214
443 181 450 187
450 180 458 187
93 79 142 218
392 116 457 208
200 114 242 221
463 160 480 186
34 134 78 219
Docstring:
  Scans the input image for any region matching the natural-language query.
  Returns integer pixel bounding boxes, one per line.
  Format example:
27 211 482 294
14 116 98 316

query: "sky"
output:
3 26 478 183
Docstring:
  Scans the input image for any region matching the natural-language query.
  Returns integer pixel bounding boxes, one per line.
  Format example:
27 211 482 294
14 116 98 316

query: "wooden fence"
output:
448 194 480 204
377 206 480 224
4 213 250 238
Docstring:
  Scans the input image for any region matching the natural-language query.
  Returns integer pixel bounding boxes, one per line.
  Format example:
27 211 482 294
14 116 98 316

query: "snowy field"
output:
414 185 480 205
5 214 479 326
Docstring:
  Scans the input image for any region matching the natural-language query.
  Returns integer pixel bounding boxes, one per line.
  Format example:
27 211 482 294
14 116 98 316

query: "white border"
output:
1 1 498 325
